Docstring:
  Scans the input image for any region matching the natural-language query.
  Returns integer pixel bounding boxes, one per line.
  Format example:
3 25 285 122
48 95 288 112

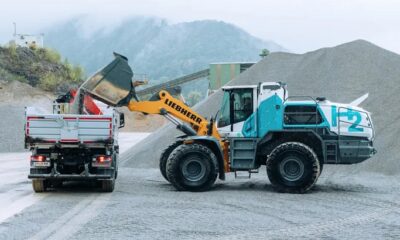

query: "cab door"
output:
217 88 256 137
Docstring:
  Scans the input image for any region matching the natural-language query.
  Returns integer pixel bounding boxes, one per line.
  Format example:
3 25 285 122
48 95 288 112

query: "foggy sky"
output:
1 0 399 53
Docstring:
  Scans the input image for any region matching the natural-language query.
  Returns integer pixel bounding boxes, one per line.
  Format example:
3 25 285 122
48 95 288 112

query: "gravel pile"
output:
122 40 400 174
0 80 54 152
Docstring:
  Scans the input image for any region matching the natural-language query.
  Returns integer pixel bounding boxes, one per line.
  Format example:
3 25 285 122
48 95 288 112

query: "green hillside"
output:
0 44 84 92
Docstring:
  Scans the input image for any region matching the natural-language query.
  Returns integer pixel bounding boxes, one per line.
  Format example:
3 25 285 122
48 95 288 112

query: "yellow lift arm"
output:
128 90 221 140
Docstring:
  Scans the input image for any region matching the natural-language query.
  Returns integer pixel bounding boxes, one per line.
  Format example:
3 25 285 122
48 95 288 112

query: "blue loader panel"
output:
242 95 284 138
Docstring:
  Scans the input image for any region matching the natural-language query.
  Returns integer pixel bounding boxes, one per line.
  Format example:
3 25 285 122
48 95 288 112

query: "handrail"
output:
337 106 374 140
283 96 320 128
284 95 318 104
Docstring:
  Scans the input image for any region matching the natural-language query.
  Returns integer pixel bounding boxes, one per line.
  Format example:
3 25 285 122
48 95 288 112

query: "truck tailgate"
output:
25 114 114 144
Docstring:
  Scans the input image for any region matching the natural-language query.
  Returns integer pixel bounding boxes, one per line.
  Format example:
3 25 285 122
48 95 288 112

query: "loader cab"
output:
217 82 287 138
217 85 258 137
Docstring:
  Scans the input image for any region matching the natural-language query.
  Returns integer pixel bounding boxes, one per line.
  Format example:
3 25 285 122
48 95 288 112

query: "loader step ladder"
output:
324 141 338 164
230 138 258 173
234 169 259 179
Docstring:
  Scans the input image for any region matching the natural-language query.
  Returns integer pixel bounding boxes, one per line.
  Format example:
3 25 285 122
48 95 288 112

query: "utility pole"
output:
13 22 17 36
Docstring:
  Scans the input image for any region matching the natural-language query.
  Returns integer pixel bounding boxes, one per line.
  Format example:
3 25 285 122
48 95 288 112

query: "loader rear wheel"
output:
267 142 320 194
100 179 115 192
166 143 218 192
159 141 182 182
32 179 47 193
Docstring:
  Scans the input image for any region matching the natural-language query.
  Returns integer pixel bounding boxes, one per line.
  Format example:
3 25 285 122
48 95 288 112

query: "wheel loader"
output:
81 53 376 193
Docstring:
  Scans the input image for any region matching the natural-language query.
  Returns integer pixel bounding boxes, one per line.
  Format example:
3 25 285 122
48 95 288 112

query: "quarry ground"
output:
0 134 399 239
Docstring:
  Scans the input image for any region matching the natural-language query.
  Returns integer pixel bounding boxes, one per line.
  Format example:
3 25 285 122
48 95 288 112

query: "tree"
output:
259 48 270 58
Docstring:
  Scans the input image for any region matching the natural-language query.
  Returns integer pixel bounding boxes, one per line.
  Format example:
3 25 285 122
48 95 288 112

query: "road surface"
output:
0 133 399 239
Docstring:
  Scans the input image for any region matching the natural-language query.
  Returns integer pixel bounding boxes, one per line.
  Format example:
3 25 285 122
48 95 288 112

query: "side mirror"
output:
119 113 125 128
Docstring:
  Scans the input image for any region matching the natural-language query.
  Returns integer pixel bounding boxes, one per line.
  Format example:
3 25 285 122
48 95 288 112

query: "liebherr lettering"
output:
165 98 202 124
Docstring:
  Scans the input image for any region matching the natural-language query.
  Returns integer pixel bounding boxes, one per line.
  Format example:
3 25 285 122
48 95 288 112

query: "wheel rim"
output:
181 155 206 182
279 156 304 182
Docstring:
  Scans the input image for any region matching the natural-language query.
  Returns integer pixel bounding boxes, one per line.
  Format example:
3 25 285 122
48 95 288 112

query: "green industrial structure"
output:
136 62 255 98
208 62 254 90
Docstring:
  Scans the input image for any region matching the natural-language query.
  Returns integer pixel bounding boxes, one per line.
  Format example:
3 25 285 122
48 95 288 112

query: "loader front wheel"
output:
267 142 320 193
159 141 182 182
32 179 47 193
166 143 218 192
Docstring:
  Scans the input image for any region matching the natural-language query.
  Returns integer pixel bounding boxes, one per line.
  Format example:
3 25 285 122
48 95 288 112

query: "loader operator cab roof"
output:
222 85 258 90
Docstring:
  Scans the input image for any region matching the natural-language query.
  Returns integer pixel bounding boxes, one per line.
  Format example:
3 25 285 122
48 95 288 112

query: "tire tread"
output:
166 143 218 192
266 142 320 193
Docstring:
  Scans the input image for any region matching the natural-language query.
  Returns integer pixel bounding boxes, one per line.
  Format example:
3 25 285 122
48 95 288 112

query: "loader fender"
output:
181 136 225 180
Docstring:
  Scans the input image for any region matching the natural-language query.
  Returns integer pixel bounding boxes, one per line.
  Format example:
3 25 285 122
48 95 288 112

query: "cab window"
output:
217 92 231 127
217 89 253 128
284 105 323 125
233 89 253 123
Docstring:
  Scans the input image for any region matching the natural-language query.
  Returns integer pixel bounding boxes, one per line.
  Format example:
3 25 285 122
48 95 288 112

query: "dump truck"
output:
80 53 376 193
25 81 125 193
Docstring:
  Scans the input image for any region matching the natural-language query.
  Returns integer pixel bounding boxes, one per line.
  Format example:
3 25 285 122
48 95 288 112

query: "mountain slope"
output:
44 17 284 80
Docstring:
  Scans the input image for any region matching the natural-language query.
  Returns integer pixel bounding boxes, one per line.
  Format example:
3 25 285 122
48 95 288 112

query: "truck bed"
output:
25 107 117 146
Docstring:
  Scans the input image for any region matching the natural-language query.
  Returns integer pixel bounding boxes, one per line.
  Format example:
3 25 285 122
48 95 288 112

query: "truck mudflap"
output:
28 173 113 180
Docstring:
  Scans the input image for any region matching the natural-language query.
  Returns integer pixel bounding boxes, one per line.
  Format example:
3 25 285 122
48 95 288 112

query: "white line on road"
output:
0 191 48 223
29 194 111 240
0 132 149 225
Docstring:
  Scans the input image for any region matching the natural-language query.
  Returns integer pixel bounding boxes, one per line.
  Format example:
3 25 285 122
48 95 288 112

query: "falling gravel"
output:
122 40 400 175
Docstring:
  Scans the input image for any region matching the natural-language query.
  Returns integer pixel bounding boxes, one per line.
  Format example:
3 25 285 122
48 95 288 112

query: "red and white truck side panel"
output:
25 107 118 147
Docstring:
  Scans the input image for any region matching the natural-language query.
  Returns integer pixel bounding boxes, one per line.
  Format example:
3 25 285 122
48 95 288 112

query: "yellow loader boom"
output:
127 90 221 140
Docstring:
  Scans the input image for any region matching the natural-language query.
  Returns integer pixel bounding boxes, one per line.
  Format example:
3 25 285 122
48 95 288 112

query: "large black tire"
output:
100 179 115 192
159 141 182 182
32 179 47 192
49 180 63 188
166 143 218 192
114 154 119 179
319 160 324 177
266 142 320 193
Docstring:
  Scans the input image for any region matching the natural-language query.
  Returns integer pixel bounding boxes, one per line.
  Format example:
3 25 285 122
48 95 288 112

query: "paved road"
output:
0 135 399 239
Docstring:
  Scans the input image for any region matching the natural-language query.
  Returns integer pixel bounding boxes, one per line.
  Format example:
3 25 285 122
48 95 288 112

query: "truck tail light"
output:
97 155 112 163
30 155 50 167
92 155 112 167
31 155 46 162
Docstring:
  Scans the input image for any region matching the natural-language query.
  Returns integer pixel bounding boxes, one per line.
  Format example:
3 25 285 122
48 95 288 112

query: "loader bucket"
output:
80 53 133 106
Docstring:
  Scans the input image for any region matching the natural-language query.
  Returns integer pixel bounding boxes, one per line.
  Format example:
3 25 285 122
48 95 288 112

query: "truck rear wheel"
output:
32 179 47 192
100 179 115 192
266 142 320 193
159 141 181 182
166 143 218 192
49 180 63 188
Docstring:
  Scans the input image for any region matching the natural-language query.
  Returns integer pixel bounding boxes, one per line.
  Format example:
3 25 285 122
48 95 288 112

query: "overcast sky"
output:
1 0 399 53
